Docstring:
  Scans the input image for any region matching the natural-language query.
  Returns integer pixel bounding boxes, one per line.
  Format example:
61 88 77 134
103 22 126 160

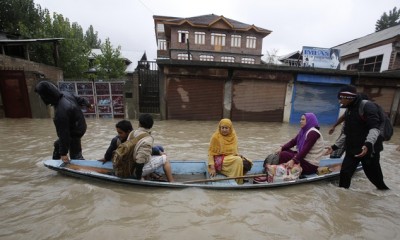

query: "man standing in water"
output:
35 81 92 163
325 85 389 190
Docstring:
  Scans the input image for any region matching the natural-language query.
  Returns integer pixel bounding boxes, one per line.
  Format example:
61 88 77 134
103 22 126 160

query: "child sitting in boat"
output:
208 118 252 184
98 118 174 182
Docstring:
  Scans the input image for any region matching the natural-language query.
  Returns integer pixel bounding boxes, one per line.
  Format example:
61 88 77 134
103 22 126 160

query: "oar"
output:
183 173 267 184
63 163 113 174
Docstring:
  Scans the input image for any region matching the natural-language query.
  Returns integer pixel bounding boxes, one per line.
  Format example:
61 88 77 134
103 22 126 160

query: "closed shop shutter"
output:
231 80 286 122
290 83 343 124
167 77 224 120
362 87 396 125
363 87 395 114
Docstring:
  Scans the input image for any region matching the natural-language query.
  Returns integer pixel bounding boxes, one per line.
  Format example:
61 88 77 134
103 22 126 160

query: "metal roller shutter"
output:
166 77 224 120
231 80 286 122
290 83 343 124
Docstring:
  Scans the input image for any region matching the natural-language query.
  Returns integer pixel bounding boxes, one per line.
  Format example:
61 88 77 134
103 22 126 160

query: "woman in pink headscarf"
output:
277 113 325 174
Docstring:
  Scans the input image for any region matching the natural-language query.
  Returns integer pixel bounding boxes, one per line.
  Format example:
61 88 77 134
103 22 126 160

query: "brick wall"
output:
0 54 63 118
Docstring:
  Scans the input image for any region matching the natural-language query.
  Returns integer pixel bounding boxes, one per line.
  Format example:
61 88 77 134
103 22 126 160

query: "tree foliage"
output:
375 7 400 32
0 0 41 37
85 25 102 48
0 0 122 79
95 38 126 80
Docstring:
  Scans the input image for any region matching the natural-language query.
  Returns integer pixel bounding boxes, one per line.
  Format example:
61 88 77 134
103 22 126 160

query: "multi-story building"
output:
334 24 400 72
153 14 271 64
278 24 400 73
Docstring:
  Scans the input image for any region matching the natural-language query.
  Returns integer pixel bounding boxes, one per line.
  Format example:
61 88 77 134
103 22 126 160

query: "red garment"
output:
213 155 224 171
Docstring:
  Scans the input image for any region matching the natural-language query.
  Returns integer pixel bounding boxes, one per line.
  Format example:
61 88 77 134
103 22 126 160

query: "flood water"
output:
0 118 399 240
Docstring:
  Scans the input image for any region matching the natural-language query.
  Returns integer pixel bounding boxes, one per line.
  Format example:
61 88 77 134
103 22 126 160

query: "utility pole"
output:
187 38 190 60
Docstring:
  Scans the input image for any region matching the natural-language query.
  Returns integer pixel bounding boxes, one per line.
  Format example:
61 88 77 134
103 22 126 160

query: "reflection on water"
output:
0 118 399 240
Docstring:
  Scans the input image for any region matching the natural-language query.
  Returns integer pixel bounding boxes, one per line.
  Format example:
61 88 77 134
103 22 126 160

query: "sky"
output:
33 0 399 61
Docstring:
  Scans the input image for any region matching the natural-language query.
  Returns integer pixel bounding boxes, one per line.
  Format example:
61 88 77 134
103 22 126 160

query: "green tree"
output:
30 12 90 78
375 7 400 31
85 25 102 48
0 0 41 36
95 38 126 80
0 1 127 79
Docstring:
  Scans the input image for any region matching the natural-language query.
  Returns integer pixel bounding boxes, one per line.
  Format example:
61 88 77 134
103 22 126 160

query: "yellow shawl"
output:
208 118 238 157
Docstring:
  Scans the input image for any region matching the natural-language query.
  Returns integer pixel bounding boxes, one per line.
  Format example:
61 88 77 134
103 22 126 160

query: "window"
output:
358 55 383 72
200 55 214 61
231 35 241 47
195 32 205 45
221 56 235 63
241 57 255 64
177 53 192 60
157 39 167 50
347 63 358 71
211 33 226 46
246 36 256 48
156 23 164 33
178 30 189 43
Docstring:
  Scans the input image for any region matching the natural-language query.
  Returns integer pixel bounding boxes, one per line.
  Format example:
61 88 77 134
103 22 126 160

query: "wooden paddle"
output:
182 173 267 184
64 163 113 175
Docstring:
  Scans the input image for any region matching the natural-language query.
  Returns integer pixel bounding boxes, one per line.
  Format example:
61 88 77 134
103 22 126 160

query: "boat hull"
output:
43 158 361 190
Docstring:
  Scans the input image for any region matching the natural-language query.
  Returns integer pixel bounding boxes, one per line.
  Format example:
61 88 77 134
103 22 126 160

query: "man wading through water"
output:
325 85 389 190
35 81 93 163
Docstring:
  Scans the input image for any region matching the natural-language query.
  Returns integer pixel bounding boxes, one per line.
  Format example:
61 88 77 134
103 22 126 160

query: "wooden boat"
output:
43 158 361 190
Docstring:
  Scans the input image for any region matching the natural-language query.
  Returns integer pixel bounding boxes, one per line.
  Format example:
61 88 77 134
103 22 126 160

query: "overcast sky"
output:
33 0 399 61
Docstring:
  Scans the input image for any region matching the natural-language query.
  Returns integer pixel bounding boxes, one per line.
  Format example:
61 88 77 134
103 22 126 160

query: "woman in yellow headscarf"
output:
208 119 251 184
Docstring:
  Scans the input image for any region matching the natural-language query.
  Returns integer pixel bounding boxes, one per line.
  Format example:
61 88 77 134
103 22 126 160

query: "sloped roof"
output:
0 37 63 45
154 14 272 36
333 24 400 57
278 51 301 61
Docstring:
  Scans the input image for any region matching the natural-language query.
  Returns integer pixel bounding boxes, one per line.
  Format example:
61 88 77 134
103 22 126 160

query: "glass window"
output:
195 32 205 45
211 33 226 46
246 36 256 48
221 56 235 63
158 39 167 50
178 30 189 43
177 53 192 60
241 57 255 64
200 55 214 61
359 54 383 72
156 23 164 33
231 35 241 47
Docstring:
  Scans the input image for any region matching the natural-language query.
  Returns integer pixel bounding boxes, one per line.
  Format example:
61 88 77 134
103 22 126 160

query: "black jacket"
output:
54 91 89 154
35 81 90 155
342 95 383 156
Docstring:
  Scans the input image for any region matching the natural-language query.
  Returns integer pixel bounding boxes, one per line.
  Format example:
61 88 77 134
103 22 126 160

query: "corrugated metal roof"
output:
278 51 300 61
333 24 400 57
0 38 63 44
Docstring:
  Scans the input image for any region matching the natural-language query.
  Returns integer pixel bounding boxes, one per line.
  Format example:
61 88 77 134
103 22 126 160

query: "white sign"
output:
302 47 340 69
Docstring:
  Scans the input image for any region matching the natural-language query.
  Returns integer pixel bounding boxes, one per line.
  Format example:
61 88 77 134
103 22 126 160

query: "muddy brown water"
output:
1 118 399 240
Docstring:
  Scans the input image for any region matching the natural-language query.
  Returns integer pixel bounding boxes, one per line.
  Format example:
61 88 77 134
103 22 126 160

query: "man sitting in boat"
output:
208 119 252 184
98 118 174 182
276 113 325 175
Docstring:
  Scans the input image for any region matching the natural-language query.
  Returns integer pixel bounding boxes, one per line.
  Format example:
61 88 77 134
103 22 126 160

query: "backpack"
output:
359 100 393 141
112 133 150 178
